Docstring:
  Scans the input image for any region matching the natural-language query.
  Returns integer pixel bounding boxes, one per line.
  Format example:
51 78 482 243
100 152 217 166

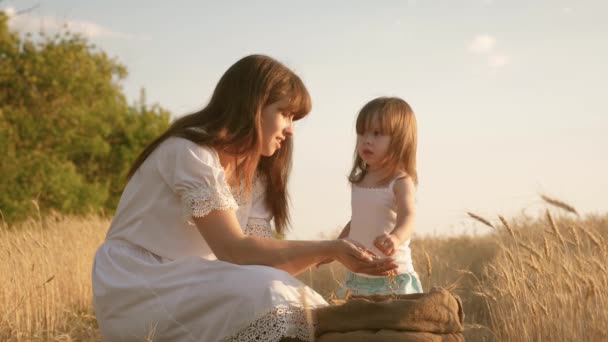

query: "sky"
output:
3 0 607 239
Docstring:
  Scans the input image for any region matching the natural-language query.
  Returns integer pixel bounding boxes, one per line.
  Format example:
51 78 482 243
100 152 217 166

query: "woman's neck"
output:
217 151 245 187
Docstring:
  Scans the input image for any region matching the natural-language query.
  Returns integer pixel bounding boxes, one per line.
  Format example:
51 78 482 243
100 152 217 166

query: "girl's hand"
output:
373 232 400 256
333 239 397 276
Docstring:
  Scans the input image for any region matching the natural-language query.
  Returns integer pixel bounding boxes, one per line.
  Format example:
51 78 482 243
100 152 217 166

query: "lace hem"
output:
251 172 266 202
181 186 238 220
221 304 314 342
230 172 267 207
244 218 273 238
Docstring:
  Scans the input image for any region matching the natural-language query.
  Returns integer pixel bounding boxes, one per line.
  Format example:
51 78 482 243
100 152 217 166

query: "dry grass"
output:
0 212 105 341
476 212 608 341
1 197 607 341
299 199 607 342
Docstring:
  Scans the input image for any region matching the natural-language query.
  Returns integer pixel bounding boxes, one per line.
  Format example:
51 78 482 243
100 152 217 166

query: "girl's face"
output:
260 98 294 156
356 119 391 169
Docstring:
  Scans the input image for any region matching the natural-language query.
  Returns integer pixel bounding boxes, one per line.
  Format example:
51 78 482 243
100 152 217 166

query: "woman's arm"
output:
194 211 396 275
315 221 352 268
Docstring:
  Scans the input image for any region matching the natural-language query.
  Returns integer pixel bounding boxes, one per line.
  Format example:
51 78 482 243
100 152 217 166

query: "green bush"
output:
0 12 170 224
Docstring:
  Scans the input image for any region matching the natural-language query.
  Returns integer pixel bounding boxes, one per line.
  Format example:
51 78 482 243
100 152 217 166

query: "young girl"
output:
338 96 423 296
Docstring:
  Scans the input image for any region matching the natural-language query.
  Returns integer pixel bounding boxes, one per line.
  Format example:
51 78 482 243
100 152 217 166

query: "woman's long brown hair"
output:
127 55 310 233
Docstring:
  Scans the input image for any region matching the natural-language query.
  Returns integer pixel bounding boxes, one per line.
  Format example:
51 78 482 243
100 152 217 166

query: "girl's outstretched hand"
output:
373 232 400 256
333 239 397 276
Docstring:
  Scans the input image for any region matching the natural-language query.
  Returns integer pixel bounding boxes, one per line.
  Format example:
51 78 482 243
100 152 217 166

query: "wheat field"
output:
1 198 606 341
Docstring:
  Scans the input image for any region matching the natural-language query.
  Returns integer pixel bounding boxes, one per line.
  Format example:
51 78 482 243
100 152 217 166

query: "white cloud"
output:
469 34 496 53
468 34 510 68
488 54 510 67
560 7 573 15
1 6 149 41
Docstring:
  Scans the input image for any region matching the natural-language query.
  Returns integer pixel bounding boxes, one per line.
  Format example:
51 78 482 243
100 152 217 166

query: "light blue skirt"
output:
337 271 423 297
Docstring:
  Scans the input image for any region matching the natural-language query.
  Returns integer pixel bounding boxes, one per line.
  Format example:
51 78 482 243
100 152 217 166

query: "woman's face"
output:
260 98 294 156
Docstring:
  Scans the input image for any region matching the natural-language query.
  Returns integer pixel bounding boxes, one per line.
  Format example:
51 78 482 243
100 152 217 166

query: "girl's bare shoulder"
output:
392 172 415 193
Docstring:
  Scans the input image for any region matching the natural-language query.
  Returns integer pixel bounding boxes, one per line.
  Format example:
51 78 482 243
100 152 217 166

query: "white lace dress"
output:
92 137 327 342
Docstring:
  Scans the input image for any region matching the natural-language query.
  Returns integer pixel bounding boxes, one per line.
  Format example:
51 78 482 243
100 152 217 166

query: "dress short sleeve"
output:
243 174 274 238
155 138 238 220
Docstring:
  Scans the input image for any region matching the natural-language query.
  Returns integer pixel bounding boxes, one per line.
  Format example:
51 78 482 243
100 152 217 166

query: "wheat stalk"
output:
423 250 432 289
568 225 581 249
578 225 602 250
498 215 516 238
541 195 579 216
517 241 543 260
524 260 541 273
546 210 566 248
543 236 551 258
467 212 495 229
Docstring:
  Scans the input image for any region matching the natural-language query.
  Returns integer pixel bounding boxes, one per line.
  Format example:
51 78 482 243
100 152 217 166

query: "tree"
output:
0 12 170 223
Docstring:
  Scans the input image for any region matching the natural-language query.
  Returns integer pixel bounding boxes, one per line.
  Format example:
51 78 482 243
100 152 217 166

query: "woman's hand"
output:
315 258 333 268
373 232 401 256
315 238 374 268
333 239 397 276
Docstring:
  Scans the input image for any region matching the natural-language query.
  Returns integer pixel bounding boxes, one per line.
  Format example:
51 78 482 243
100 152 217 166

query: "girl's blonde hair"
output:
348 97 418 186
127 55 310 233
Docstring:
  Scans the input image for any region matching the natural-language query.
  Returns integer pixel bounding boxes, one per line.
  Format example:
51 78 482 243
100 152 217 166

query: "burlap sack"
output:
317 330 463 342
314 287 464 340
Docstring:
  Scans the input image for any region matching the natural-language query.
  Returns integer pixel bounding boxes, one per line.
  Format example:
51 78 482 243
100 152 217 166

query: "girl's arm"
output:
374 175 416 256
391 176 416 242
337 221 351 239
194 212 396 275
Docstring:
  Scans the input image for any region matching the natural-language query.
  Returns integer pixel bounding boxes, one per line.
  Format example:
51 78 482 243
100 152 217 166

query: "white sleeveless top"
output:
349 176 416 277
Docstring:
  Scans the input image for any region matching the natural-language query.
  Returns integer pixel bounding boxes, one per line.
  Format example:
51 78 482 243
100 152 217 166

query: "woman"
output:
92 54 397 341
